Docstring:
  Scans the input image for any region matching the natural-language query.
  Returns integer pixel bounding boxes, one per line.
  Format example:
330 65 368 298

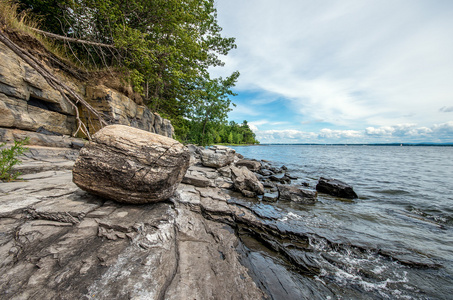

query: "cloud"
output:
252 122 453 143
213 0 453 135
440 106 453 113
318 129 362 139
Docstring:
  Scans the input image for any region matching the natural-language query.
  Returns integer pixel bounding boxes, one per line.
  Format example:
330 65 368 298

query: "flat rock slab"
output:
0 155 264 299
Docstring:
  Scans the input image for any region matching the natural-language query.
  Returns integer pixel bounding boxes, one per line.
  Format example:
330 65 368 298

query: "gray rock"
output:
316 177 358 199
200 145 236 168
278 184 317 204
231 166 265 198
182 174 211 188
236 159 261 171
73 125 190 204
263 192 279 202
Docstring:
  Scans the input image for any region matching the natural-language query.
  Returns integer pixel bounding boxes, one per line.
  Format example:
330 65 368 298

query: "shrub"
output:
0 137 29 181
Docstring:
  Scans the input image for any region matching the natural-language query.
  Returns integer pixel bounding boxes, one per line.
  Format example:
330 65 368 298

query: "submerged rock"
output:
72 125 190 204
278 184 317 203
316 177 358 199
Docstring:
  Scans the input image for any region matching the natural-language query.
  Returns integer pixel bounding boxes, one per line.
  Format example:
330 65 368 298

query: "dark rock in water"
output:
285 173 298 180
281 165 288 171
263 192 279 202
258 169 273 176
316 177 358 199
72 125 190 204
302 182 309 187
262 180 276 188
236 159 261 172
278 184 317 203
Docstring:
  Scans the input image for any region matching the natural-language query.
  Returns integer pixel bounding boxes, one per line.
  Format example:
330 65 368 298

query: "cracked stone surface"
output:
2 144 362 300
0 146 266 299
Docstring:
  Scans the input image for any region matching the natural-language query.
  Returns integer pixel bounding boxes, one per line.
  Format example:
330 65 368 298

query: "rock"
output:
231 166 265 198
0 127 85 148
182 174 211 188
200 145 236 168
0 40 174 139
83 86 174 137
236 159 261 171
277 184 317 204
258 168 273 176
263 192 279 202
316 177 358 199
72 125 190 204
285 173 298 180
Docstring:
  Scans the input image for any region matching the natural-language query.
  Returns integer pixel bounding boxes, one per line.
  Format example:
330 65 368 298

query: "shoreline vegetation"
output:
1 0 259 146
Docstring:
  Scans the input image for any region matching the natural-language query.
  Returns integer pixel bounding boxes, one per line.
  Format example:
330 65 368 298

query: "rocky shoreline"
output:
2 129 436 300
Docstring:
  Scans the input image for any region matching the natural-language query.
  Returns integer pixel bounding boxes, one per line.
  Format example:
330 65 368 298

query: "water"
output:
231 145 453 299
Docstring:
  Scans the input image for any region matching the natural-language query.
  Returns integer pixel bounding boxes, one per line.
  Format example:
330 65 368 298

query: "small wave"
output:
377 189 411 195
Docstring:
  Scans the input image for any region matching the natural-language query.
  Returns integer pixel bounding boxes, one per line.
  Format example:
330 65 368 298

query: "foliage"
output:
12 0 260 145
0 0 38 33
175 119 259 146
0 138 29 182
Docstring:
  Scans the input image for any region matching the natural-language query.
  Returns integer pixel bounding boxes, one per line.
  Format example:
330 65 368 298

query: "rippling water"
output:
231 145 453 299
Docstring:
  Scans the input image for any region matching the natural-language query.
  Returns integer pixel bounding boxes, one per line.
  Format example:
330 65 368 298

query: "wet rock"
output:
231 166 265 198
316 177 358 199
285 173 298 180
236 159 261 172
278 184 317 204
263 192 279 202
73 125 190 204
262 180 276 188
200 145 235 168
258 168 273 176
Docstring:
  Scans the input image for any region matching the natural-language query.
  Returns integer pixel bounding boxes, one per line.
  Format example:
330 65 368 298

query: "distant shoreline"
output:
238 143 453 147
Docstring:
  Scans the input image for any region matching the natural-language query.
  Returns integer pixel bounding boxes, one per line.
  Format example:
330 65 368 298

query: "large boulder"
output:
316 177 358 199
230 166 264 198
200 145 236 168
277 184 317 204
72 125 190 204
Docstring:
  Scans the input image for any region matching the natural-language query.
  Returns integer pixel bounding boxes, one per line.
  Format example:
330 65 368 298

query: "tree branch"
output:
30 27 118 49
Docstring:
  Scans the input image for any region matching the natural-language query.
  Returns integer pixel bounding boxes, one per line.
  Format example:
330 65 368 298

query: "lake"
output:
231 145 453 299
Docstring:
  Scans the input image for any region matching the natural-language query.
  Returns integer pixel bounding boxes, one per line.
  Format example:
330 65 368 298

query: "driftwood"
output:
0 29 109 140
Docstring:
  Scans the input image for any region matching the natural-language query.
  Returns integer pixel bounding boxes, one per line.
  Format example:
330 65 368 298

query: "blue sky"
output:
209 0 453 144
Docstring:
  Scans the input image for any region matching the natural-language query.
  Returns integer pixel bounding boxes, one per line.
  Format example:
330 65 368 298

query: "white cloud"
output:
440 106 453 113
252 122 453 143
213 0 453 137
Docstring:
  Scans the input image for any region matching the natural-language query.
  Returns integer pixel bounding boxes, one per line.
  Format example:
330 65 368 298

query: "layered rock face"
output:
72 125 189 204
0 40 173 142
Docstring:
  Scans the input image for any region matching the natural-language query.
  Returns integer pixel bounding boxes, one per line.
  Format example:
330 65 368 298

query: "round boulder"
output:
72 125 190 204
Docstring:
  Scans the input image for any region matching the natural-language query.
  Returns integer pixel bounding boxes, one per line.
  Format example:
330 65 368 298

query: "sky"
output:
209 0 453 144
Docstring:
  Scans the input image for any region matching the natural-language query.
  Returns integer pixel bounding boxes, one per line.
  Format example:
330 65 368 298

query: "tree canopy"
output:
16 0 259 145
